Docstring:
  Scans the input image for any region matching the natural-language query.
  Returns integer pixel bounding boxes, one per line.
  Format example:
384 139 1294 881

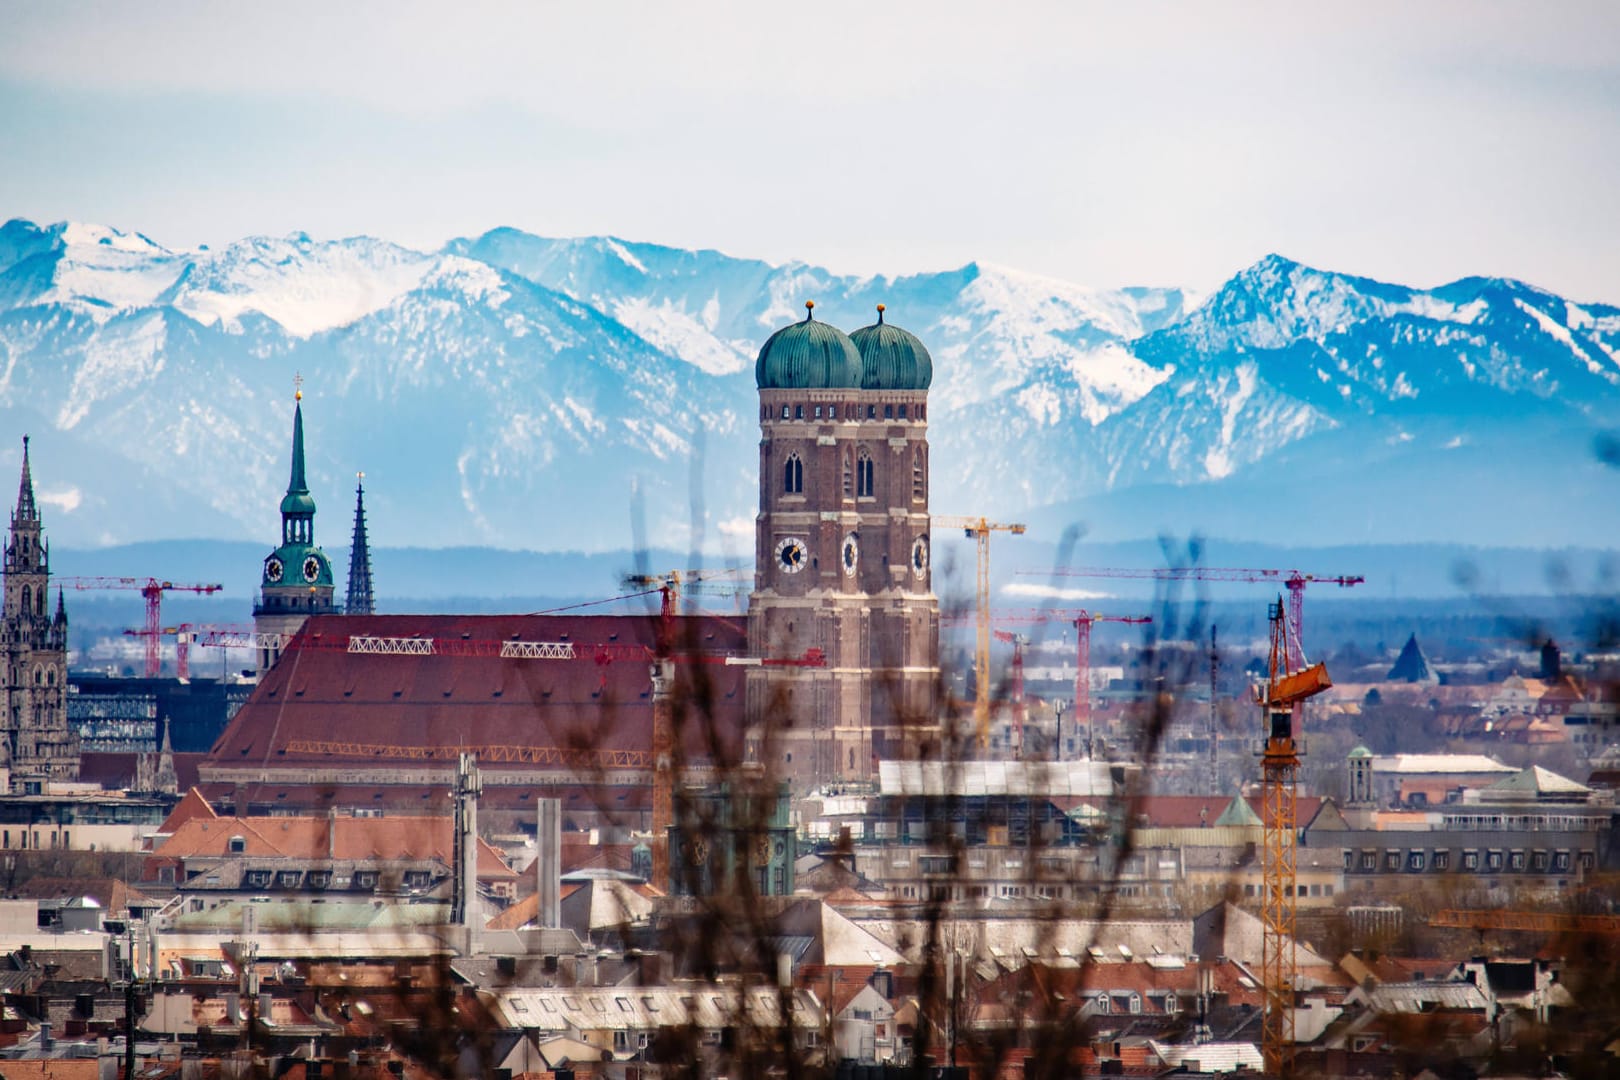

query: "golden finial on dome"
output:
294 372 304 401
876 303 886 324
804 299 815 320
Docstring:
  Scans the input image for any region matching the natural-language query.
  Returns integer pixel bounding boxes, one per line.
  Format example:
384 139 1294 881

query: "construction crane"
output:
932 515 1027 746
1255 596 1332 1078
967 608 1153 752
62 577 225 677
620 568 748 620
1029 566 1363 671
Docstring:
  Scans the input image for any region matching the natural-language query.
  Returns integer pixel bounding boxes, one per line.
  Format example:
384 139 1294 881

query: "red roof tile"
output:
204 614 748 776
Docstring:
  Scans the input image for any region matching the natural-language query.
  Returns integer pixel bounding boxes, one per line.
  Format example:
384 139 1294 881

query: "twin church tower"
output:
746 303 940 785
250 303 940 789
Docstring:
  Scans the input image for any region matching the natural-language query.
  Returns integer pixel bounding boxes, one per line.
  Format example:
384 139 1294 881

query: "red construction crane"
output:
62 577 225 677
955 608 1152 738
1029 566 1362 671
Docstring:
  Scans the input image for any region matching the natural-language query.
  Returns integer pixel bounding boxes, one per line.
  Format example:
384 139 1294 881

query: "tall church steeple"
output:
3 436 80 790
14 436 37 523
254 386 337 671
345 474 375 616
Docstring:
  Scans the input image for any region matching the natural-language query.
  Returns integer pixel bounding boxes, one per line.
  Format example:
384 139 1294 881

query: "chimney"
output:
537 797 561 930
39 1021 53 1050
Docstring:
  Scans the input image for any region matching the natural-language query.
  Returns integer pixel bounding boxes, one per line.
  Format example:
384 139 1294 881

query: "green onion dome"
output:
755 301 864 390
850 305 932 390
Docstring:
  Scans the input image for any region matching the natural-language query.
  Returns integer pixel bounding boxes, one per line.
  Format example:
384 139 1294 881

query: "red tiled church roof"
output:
204 613 748 780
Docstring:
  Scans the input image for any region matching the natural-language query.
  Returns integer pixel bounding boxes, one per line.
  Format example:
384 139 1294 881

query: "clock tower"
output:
253 390 336 670
746 303 938 787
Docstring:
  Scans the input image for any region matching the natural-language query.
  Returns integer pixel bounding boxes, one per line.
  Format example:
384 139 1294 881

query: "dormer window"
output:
228 835 246 853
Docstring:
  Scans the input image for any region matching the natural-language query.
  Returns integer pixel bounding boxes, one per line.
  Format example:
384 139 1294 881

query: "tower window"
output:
814 405 821 419
884 404 893 419
781 405 790 419
912 449 925 502
857 452 875 498
842 451 853 499
867 405 876 419
898 404 908 419
783 454 803 495
794 404 804 420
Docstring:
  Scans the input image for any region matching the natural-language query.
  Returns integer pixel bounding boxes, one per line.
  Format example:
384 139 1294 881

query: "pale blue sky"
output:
2 2 1617 299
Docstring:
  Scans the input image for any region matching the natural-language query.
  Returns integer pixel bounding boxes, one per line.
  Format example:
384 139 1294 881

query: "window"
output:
856 451 875 498
794 404 804 420
228 836 246 853
1554 850 1571 871
1384 850 1400 872
884 404 893 419
912 449 925 501
1433 850 1450 872
1486 850 1504 871
1407 851 1425 872
1509 850 1526 871
1128 993 1142 1014
898 404 908 419
842 451 853 498
1462 850 1479 871
783 453 803 494
814 405 822 419
354 871 378 889
1360 851 1375 872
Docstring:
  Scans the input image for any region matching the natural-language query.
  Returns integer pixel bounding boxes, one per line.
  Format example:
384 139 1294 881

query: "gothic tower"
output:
746 303 938 787
345 474 375 615
253 392 336 670
2 437 80 791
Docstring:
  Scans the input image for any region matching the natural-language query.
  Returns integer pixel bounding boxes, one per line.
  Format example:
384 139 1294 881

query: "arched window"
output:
783 454 803 495
856 451 875 498
842 451 853 499
912 449 926 502
20 586 30 616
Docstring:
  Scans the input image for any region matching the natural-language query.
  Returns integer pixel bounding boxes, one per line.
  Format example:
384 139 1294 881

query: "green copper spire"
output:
280 398 317 520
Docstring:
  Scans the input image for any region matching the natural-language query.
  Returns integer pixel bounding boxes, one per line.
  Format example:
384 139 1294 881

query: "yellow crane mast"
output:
931 515 1026 747
1256 597 1331 1078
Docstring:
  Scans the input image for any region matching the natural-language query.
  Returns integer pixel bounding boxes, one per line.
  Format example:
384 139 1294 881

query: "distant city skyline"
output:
2 3 1618 300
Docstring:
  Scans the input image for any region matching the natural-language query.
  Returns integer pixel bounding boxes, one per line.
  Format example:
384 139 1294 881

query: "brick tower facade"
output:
746 304 939 788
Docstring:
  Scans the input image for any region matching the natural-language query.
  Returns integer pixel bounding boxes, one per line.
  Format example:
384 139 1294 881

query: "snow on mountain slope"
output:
0 219 184 315
163 232 437 337
0 218 1615 551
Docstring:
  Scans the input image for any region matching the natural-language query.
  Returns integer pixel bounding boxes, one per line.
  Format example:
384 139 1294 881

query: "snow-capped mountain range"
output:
1 217 1616 555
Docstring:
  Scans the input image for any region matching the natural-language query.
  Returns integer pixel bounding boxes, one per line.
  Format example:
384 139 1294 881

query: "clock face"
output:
302 555 322 583
841 532 859 576
910 535 930 578
265 556 284 584
775 537 808 574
